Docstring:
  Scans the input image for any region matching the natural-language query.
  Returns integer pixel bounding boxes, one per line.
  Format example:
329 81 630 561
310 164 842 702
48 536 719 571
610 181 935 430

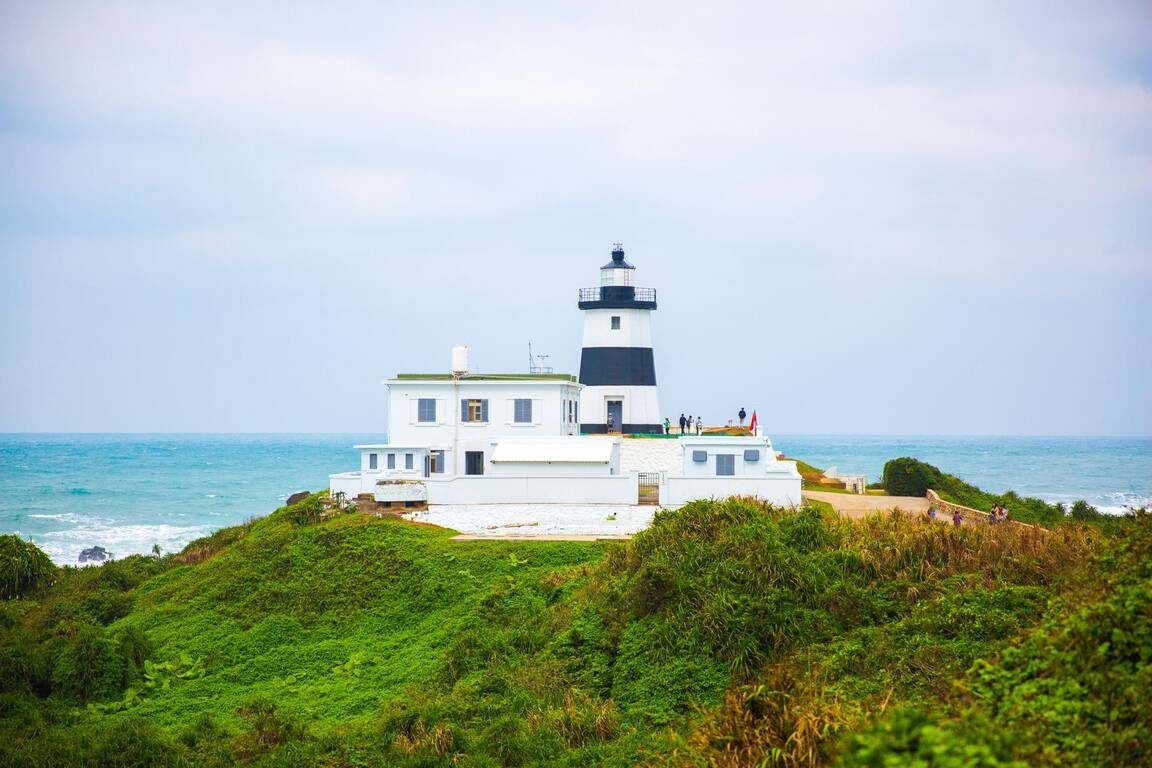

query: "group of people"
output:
927 503 1009 527
665 414 703 435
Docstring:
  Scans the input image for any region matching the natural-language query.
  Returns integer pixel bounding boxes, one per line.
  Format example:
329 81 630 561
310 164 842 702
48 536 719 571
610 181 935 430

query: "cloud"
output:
1 0 1149 432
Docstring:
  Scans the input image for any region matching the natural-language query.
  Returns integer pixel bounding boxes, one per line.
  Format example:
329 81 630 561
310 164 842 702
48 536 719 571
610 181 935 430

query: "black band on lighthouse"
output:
578 347 657 386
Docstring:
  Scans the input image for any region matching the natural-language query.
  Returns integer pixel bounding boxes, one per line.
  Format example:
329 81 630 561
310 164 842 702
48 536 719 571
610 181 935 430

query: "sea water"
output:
1 433 1148 565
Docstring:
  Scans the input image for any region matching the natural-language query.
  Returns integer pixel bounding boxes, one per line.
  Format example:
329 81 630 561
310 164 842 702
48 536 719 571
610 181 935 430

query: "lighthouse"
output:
577 244 662 434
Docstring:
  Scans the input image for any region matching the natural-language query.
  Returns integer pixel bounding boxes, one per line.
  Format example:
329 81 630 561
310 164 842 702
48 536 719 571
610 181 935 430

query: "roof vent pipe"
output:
451 345 469 376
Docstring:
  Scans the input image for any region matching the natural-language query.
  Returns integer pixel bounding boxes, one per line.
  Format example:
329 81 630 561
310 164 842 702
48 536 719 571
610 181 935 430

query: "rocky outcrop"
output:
78 546 112 563
286 491 310 506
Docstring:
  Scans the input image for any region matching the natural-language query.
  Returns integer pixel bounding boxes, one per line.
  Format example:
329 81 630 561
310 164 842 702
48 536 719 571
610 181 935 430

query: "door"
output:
638 472 660 505
606 399 623 433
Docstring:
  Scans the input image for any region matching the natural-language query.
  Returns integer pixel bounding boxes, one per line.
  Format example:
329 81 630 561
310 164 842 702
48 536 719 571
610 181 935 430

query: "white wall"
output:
580 385 663 429
387 379 582 475
580 307 654 348
428 475 637 504
665 476 802 507
330 472 362 498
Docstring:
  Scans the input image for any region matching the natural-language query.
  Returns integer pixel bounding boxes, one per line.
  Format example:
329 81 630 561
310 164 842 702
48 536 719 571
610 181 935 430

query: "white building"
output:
329 245 801 514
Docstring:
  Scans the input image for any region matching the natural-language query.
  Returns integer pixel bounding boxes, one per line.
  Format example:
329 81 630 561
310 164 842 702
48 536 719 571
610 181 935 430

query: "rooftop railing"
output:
577 286 657 304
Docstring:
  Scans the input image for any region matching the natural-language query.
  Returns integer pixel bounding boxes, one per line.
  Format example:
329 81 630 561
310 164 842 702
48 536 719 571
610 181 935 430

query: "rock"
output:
286 491 310 506
79 546 111 563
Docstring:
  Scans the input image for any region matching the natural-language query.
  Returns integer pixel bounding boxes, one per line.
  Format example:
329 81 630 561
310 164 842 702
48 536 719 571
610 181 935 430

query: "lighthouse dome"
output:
601 243 635 270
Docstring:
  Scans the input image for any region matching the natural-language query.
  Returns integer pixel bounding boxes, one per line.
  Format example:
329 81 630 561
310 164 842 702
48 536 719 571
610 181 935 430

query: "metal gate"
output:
638 472 660 505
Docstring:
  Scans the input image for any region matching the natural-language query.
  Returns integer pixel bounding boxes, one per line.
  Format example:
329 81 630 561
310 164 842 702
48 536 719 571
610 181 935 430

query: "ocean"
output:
2 433 1148 565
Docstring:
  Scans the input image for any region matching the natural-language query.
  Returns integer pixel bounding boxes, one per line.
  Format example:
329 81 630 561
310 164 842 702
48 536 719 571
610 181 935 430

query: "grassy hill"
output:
1 494 1149 767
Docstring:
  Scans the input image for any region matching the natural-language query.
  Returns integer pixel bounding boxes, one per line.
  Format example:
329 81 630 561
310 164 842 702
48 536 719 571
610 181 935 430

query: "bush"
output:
96 718 186 768
881 458 943 498
1070 499 1100 521
0 536 58 599
233 698 307 759
838 708 1025 767
50 621 131 701
282 495 323 526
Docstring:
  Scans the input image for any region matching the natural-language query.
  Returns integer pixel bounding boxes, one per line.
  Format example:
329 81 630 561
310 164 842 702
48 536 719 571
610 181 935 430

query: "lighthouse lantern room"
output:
577 244 662 434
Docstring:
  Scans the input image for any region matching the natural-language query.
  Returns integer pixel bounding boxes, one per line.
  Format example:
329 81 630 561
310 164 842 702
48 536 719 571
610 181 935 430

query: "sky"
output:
1 0 1150 435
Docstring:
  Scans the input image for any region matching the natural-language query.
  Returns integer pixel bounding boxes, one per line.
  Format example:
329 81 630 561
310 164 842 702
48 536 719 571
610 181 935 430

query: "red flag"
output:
749 410 758 433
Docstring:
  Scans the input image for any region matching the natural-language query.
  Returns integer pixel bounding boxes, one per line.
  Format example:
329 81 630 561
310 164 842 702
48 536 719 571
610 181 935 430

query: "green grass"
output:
1 495 1147 767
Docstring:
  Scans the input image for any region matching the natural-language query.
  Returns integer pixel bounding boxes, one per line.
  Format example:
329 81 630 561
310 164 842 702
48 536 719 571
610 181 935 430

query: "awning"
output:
490 440 613 464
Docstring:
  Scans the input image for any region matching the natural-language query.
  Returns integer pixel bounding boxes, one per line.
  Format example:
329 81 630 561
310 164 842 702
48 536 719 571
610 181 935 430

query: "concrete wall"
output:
330 472 363 498
665 476 802 507
676 437 793 478
487 461 616 478
428 475 637 505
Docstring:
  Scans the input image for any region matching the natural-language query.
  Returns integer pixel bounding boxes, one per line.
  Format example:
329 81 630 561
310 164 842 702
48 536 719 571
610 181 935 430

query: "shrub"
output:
282 495 323 526
50 621 131 701
881 458 942 498
0 536 58 599
233 698 307 760
96 718 185 768
1070 499 1100 521
837 708 1025 767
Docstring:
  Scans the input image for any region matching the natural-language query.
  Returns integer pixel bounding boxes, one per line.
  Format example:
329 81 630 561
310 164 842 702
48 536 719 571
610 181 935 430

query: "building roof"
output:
392 373 578 382
491 439 614 464
600 244 635 270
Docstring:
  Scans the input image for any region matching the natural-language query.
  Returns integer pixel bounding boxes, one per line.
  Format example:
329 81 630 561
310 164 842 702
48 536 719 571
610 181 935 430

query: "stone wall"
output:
620 438 683 474
926 489 1042 532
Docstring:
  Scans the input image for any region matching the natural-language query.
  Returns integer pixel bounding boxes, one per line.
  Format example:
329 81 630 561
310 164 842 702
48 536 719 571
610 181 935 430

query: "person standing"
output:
663 416 671 434
952 510 963 527
928 506 938 522
738 407 747 426
679 413 687 435
687 415 694 433
696 416 702 434
607 411 615 433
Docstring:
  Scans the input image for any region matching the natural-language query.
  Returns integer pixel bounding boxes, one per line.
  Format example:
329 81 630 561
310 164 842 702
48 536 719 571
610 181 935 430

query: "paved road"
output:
803 490 930 519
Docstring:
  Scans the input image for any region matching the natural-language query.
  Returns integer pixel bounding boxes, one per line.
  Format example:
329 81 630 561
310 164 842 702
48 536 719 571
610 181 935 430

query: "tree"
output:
881 458 944 497
0 535 59 599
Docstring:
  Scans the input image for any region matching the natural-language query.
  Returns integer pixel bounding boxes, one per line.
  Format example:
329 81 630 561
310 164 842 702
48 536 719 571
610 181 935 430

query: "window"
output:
369 453 378 470
514 398 532 423
424 450 445 477
465 451 485 475
692 450 707 463
462 398 488 423
568 400 574 423
611 316 621 330
417 398 436 423
575 401 579 423
387 453 395 469
405 453 413 470
744 449 761 462
716 454 735 476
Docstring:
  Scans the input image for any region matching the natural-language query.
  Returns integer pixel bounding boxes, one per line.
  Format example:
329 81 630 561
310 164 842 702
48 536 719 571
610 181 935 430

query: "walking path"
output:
802 490 930 519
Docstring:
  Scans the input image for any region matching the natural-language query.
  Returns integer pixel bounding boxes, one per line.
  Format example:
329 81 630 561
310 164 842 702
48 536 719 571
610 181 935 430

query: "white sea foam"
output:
32 523 215 565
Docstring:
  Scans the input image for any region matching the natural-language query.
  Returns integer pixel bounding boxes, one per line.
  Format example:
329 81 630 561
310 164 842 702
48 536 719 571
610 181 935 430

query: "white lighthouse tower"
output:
577 244 662 434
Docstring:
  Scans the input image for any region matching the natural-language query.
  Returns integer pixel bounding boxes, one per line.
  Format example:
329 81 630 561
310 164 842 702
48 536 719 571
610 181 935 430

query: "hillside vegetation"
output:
881 457 1116 527
1 493 1149 767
